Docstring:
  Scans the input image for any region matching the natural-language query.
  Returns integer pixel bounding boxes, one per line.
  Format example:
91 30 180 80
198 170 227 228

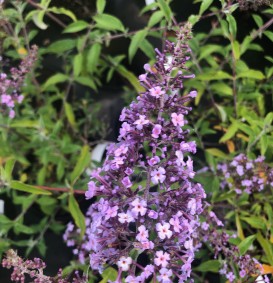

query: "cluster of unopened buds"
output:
217 153 273 195
0 45 37 118
237 0 271 10
64 25 206 283
1 249 87 283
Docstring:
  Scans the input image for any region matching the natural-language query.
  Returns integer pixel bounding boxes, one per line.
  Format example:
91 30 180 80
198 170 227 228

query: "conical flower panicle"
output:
64 25 206 283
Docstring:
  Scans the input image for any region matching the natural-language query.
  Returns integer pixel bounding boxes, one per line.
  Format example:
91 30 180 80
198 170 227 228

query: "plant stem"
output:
37 185 86 195
231 46 238 118
251 16 273 40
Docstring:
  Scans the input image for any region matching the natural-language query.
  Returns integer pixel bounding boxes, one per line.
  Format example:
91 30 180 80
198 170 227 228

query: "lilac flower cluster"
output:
200 211 265 283
0 46 37 118
217 154 273 195
64 25 206 282
2 249 87 283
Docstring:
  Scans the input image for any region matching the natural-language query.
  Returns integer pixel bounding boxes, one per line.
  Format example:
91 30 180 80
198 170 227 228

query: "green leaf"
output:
194 260 221 272
210 82 232 96
249 43 263 52
37 166 46 185
70 145 90 185
116 65 145 93
36 196 57 207
46 39 76 53
252 14 263 28
205 148 229 159
64 102 76 127
199 44 223 60
0 215 12 224
28 10 48 30
237 70 265 80
264 112 273 126
97 0 106 13
197 71 232 81
99 267 118 283
236 213 245 240
48 7 77 22
219 123 238 143
213 190 236 202
36 238 47 257
139 39 155 60
0 238 10 252
129 29 148 63
148 10 164 27
265 202 273 224
232 40 240 60
241 35 252 55
261 135 268 155
75 77 97 91
215 104 227 122
4 159 15 183
73 53 83 76
227 14 237 38
199 0 213 15
238 235 256 255
264 31 273 42
219 19 229 38
263 8 273 15
43 73 69 90
211 176 220 193
237 122 254 136
257 232 273 266
87 43 102 73
57 160 65 181
14 223 34 235
93 14 125 32
69 194 86 237
240 216 266 230
236 60 249 73
63 20 89 33
157 0 172 22
188 14 200 26
10 120 39 128
10 181 51 195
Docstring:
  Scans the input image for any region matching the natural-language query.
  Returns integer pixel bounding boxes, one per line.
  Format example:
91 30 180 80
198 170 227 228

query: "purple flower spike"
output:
64 24 205 282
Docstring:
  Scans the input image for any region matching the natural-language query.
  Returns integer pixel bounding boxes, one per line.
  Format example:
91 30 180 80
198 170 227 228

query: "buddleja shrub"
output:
62 26 266 283
1 0 273 282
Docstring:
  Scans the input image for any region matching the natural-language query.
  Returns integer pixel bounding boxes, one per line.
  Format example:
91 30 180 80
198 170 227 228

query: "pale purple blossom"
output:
148 156 160 166
118 211 134 223
152 124 162 138
154 251 170 267
136 225 149 242
151 167 166 184
134 115 149 130
156 222 173 240
122 176 132 188
117 256 132 271
149 86 165 98
131 198 147 216
157 268 173 283
171 112 184 127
